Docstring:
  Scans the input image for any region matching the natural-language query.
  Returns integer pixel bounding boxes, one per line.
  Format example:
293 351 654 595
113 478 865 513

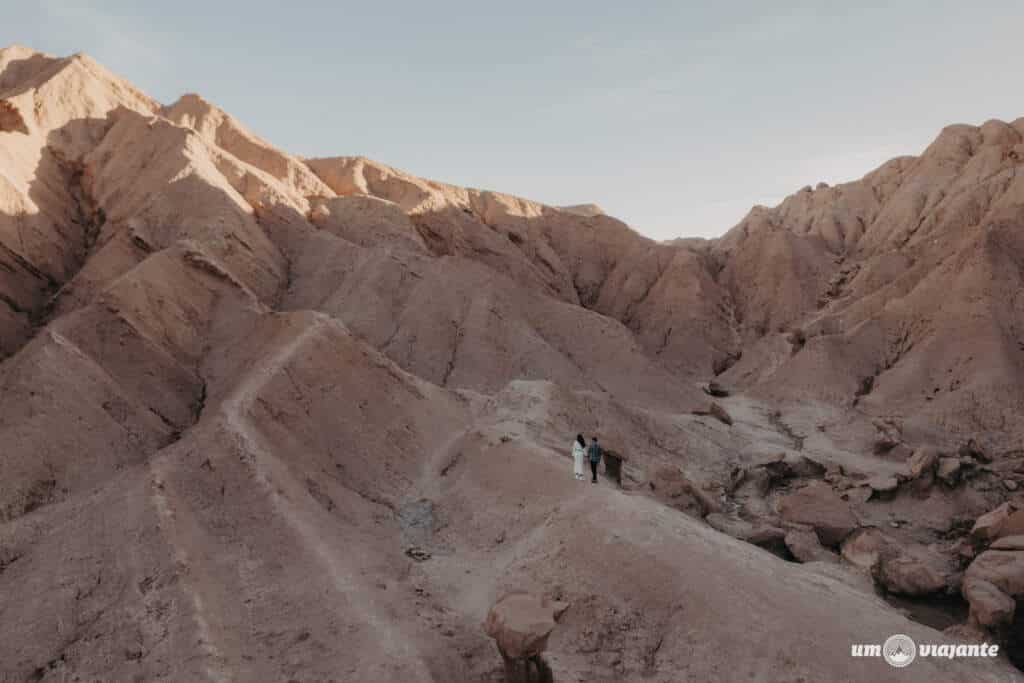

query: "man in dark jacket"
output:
587 437 602 483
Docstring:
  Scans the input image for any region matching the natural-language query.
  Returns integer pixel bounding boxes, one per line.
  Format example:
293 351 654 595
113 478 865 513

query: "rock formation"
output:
483 592 566 682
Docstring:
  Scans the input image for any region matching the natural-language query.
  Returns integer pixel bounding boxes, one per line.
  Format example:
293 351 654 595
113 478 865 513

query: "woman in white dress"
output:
572 434 587 480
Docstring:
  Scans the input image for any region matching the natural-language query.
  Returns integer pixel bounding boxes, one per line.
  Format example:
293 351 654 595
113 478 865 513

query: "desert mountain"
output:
0 45 1022 682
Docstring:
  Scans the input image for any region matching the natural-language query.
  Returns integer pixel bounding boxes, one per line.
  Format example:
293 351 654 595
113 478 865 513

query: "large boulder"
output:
970 502 1020 544
963 578 1016 629
777 482 857 547
873 547 951 596
965 550 1024 598
483 592 568 660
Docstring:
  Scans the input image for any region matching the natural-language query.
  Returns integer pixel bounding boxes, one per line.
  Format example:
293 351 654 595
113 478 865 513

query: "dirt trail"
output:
216 313 433 680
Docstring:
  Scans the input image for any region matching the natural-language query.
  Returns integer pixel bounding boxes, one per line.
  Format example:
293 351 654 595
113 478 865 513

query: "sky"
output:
4 1 1023 240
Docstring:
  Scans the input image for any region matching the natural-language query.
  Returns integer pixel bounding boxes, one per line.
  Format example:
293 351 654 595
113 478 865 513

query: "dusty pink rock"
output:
963 578 1016 629
965 550 1024 597
482 592 567 660
971 502 1020 544
873 549 951 596
784 527 837 563
777 482 857 547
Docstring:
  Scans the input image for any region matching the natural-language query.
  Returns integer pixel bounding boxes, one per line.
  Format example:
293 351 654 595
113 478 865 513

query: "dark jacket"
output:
587 443 602 463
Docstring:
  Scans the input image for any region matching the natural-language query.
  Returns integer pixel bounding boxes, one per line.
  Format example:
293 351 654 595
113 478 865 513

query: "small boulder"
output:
959 439 991 464
907 447 939 478
937 457 961 486
777 482 857 547
709 402 733 426
963 577 1016 629
483 592 567 661
703 381 730 398
866 475 899 496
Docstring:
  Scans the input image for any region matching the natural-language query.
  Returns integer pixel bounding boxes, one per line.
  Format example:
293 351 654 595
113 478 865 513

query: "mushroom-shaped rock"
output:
483 592 567 661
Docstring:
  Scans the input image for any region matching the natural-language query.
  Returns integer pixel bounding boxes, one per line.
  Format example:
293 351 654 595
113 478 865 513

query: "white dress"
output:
572 441 586 479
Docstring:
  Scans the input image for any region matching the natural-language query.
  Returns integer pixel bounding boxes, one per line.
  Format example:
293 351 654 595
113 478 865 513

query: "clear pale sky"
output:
4 1 1022 240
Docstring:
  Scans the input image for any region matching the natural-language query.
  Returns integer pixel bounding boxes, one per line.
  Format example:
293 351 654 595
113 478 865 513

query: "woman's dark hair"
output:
576 434 586 448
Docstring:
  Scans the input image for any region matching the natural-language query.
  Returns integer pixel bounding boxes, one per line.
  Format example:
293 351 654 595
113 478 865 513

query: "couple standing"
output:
572 434 602 483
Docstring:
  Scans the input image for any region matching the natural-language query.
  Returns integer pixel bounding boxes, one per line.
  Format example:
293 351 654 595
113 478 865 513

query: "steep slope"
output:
0 47 158 356
306 156 740 378
719 120 1024 449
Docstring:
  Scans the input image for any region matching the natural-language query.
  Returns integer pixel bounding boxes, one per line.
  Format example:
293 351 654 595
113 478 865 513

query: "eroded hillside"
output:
1 45 1022 682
